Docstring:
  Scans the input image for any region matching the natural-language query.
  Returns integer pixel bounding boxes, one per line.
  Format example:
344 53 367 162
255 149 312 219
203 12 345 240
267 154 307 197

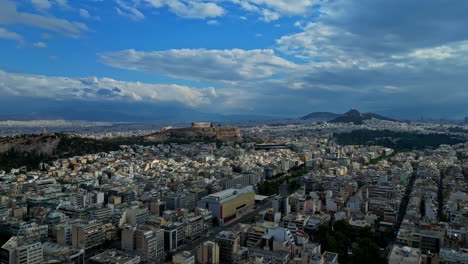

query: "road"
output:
382 164 418 262
174 198 273 253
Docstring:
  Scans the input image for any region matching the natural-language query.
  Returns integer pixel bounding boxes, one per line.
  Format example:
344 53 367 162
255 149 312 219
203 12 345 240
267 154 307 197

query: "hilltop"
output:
0 124 243 171
145 125 242 142
329 109 398 124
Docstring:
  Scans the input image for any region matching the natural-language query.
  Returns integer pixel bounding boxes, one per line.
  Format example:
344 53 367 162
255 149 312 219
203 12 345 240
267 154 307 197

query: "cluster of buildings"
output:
0 121 466 264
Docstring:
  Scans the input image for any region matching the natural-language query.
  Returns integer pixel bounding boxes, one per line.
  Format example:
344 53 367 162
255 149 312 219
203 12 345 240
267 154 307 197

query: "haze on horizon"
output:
0 0 467 121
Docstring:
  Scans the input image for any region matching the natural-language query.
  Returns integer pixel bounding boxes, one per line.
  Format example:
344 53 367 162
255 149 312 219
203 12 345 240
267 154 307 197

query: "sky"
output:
0 0 467 121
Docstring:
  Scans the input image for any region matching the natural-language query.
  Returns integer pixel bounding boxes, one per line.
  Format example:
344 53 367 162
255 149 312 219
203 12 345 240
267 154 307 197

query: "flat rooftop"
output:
90 250 140 264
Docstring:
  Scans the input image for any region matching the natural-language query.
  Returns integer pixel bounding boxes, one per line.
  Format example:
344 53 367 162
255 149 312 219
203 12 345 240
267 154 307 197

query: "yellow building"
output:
197 186 255 225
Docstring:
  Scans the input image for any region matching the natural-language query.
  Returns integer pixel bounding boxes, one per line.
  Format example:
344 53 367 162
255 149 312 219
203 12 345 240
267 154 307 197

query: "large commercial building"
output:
197 186 255 225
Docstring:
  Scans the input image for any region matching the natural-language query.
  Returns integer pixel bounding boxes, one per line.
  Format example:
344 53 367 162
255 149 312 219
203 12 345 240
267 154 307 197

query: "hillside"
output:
329 109 398 124
145 126 242 142
0 133 123 171
0 126 243 171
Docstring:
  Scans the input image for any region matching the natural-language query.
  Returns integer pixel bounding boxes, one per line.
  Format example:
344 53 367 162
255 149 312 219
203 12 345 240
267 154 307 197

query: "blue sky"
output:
0 0 467 121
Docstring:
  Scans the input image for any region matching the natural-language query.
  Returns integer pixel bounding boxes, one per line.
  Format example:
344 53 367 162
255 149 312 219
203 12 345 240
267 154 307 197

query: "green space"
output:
317 220 390 264
257 167 309 196
335 129 464 152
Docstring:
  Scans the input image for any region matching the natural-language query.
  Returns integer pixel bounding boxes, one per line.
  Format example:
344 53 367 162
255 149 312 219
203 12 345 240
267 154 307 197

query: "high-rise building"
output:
121 225 165 262
182 215 204 241
196 241 220 264
125 208 150 225
163 192 196 211
163 222 184 251
72 223 104 250
214 231 240 264
0 237 43 264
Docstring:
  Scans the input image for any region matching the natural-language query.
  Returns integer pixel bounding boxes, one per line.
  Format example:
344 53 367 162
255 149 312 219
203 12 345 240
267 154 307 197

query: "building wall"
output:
220 192 255 224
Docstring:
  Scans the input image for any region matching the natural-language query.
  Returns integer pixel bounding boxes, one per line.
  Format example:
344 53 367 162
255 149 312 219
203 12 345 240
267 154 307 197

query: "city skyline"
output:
1 0 468 121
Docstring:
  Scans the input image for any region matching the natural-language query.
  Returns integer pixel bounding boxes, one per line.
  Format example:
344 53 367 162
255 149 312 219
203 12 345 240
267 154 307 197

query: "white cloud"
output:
33 41 47 48
0 0 88 38
231 0 259 11
408 46 455 60
245 0 318 15
383 86 402 92
228 0 318 21
261 9 280 22
55 0 68 7
0 27 23 42
31 0 51 10
79 9 91 19
206 20 219 25
0 69 216 107
99 48 298 83
79 8 100 20
115 0 145 21
144 0 225 19
136 0 319 21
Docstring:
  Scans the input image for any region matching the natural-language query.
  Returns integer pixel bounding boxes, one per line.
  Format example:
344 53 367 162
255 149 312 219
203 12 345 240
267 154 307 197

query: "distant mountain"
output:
329 109 398 124
301 112 341 120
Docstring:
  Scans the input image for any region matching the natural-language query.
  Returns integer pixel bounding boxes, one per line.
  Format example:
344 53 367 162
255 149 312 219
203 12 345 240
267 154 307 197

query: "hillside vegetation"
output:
335 129 464 152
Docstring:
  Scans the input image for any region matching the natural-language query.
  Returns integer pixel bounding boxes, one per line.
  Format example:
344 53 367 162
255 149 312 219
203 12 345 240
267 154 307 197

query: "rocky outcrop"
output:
0 134 61 155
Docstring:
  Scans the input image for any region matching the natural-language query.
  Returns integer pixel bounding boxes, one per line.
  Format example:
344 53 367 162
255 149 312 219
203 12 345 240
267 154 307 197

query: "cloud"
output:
0 69 217 107
55 0 68 7
206 20 219 25
33 41 47 48
99 48 298 83
0 0 88 37
79 8 91 19
41 33 54 39
115 0 145 21
243 0 318 15
31 0 51 10
230 0 319 22
136 0 317 22
228 0 468 116
144 0 225 19
79 8 100 20
261 9 280 22
0 27 23 43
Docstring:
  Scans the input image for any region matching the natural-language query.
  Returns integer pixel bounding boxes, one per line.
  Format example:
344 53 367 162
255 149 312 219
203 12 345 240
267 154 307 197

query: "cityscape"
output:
1 0 468 264
0 117 467 264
